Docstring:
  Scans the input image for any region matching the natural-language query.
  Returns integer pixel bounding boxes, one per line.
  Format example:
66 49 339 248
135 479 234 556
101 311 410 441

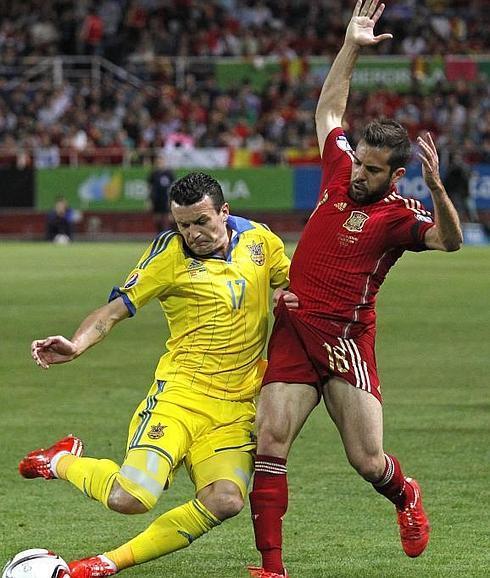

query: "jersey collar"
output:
182 214 255 262
227 215 255 233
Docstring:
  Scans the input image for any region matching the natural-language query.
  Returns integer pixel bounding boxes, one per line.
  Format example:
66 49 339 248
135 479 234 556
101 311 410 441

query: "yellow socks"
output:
103 545 134 571
55 454 77 479
106 499 221 567
57 455 119 507
57 456 221 571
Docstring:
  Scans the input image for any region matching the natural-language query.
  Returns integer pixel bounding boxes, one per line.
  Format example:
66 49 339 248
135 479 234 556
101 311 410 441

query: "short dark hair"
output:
361 119 412 172
169 172 225 211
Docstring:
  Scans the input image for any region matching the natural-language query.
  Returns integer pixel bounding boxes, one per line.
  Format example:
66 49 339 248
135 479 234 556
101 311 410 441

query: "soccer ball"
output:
2 549 70 578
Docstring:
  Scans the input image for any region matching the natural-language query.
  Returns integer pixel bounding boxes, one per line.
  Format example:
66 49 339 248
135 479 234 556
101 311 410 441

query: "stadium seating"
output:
0 1 488 238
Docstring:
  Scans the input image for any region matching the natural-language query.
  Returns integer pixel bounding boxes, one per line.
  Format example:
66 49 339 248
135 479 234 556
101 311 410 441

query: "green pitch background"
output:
1 242 489 577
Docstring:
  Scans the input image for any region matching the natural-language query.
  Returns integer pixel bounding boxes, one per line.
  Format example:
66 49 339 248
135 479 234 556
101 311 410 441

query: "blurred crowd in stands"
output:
0 0 488 167
0 0 487 61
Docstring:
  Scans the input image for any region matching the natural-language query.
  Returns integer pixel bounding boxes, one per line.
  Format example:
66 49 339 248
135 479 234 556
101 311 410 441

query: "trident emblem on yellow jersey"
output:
148 423 167 440
247 241 265 266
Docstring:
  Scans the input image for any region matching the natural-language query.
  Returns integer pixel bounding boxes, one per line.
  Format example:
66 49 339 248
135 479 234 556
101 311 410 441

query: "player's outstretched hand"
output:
346 0 393 48
31 335 78 369
418 132 443 191
273 288 299 310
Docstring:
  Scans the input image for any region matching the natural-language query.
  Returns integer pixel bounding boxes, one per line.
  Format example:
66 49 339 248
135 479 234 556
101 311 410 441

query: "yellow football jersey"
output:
110 215 290 401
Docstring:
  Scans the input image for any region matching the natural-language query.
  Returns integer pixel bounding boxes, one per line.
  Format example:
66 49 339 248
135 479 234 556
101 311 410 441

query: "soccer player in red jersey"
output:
247 2 463 577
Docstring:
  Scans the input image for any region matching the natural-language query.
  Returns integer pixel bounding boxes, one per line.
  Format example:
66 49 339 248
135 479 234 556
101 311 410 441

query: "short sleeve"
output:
108 232 177 314
387 202 435 252
267 232 290 289
318 128 354 203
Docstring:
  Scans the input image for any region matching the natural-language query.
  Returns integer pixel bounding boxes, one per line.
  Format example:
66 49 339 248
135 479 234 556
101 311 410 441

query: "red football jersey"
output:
290 127 435 338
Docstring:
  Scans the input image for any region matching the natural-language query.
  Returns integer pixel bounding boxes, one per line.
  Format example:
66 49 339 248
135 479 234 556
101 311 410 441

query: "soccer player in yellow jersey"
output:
22 172 291 578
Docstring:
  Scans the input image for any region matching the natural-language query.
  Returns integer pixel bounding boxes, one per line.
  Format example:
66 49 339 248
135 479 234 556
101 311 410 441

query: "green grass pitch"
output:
1 241 489 577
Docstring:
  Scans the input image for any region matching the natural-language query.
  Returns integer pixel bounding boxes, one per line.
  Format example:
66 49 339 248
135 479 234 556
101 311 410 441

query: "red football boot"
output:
396 478 430 557
19 435 84 480
247 566 289 577
69 556 117 578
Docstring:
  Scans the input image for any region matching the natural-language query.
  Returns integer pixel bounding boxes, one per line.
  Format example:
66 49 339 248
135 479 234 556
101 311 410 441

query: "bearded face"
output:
349 141 404 204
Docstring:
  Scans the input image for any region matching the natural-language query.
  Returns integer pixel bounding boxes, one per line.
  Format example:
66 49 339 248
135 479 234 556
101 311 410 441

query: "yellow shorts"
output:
117 380 256 510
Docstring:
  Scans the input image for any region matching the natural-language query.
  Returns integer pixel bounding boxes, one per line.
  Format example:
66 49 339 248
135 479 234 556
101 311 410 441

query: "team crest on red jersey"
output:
247 240 265 266
343 211 369 232
148 422 167 440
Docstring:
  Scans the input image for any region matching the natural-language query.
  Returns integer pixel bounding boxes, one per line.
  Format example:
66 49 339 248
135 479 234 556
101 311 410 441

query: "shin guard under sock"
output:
250 455 288 575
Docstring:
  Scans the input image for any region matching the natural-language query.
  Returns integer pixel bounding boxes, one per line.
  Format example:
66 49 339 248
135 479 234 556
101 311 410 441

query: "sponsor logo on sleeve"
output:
309 188 329 220
415 214 433 223
319 188 329 205
336 135 353 152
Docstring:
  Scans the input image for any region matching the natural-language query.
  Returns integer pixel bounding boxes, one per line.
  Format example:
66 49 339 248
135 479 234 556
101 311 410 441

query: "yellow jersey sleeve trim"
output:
139 231 178 269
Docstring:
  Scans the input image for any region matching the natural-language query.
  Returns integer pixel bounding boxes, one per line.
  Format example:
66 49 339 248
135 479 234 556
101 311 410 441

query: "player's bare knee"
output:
107 484 149 514
198 482 244 521
349 454 384 482
215 491 244 520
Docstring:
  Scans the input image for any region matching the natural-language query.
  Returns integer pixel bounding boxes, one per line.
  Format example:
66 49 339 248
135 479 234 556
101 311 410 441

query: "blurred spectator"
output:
401 25 428 56
34 134 60 168
46 196 75 242
443 151 480 224
147 155 175 233
79 6 104 55
29 7 59 54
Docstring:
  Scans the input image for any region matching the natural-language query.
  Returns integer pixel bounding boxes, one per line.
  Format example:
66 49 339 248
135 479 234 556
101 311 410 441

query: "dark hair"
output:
169 172 225 211
361 119 412 172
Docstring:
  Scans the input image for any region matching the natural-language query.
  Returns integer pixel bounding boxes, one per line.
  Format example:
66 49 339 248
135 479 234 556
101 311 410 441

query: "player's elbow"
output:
427 227 463 252
442 232 463 252
435 240 462 253
444 239 463 252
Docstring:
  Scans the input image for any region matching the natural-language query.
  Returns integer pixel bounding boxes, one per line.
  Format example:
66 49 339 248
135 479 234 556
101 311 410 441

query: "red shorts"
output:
263 301 381 402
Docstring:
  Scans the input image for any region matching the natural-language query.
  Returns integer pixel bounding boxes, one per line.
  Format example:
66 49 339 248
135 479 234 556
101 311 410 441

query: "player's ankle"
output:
262 549 284 575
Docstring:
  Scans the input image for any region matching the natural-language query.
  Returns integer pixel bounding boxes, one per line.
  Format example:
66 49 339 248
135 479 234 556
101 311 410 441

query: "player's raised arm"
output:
31 297 129 369
315 0 392 155
418 132 463 251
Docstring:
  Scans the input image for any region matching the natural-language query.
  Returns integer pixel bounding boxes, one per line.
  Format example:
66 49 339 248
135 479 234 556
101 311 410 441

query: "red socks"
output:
250 452 415 574
250 455 288 575
372 453 415 509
